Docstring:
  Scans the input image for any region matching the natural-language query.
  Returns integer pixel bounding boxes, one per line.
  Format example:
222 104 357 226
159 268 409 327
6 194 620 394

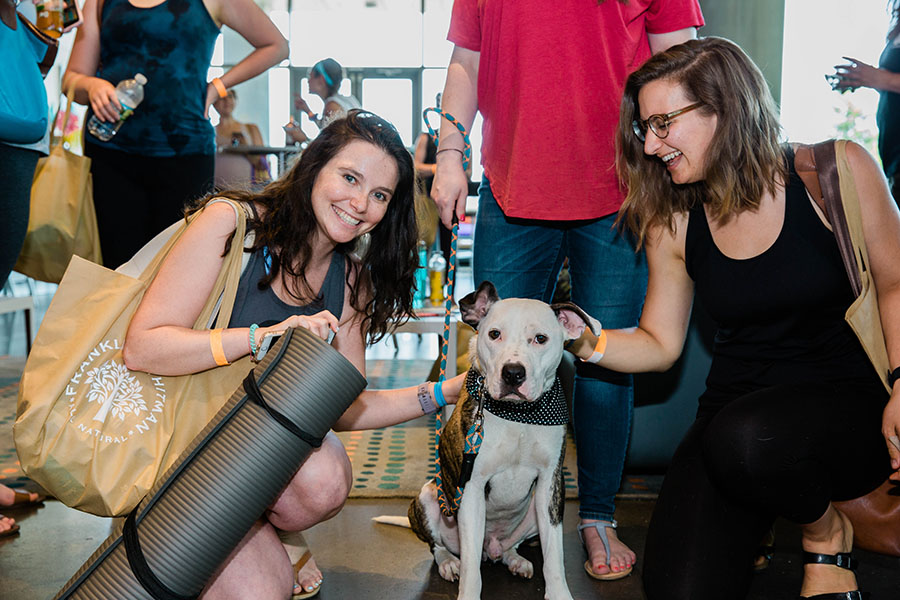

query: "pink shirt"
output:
449 0 704 220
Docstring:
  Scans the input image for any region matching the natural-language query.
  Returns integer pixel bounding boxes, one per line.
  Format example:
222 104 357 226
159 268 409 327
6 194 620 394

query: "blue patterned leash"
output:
422 108 480 518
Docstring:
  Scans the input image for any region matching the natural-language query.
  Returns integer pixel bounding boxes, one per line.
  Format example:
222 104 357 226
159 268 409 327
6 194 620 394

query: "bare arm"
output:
61 0 120 122
647 27 697 55
847 141 900 479
203 0 289 116
568 218 695 372
413 133 436 178
432 45 479 228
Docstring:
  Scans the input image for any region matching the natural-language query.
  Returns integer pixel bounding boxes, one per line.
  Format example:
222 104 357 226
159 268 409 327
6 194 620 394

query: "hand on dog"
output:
441 372 467 405
566 328 599 362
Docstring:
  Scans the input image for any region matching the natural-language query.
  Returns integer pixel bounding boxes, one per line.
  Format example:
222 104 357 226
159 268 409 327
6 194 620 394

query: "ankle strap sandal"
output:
798 552 870 600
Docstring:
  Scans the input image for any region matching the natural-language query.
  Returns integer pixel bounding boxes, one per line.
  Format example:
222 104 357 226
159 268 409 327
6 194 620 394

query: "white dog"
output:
407 281 591 600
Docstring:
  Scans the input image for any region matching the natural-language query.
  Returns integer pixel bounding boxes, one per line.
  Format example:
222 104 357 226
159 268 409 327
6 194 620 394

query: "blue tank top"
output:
89 0 218 157
228 249 346 329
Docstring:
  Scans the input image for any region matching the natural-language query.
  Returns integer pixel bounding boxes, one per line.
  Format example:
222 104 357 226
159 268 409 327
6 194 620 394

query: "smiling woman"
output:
120 109 468 599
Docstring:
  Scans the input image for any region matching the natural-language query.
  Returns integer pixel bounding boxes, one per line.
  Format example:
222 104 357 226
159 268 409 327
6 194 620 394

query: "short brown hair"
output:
615 37 785 247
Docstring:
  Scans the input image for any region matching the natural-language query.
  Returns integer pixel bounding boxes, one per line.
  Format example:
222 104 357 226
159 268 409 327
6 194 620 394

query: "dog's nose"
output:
501 363 526 387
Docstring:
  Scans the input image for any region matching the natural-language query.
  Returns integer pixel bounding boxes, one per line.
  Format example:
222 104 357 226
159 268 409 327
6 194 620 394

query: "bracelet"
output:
249 323 260 357
211 77 227 99
417 383 438 414
889 366 900 389
210 328 230 366
436 148 465 158
433 381 447 408
583 329 608 364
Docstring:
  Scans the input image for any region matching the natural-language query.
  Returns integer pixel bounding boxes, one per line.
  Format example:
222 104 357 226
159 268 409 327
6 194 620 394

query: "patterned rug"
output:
0 356 659 501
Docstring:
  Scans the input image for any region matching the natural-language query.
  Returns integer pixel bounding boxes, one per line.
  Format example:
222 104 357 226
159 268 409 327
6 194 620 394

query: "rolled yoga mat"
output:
54 327 367 600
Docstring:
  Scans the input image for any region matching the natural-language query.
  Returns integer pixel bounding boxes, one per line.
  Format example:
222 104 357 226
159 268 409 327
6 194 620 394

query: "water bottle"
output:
413 240 428 309
428 249 447 305
87 73 148 141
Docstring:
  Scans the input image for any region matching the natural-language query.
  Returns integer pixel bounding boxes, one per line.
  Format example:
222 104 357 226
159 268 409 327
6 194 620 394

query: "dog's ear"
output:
459 281 500 329
552 302 599 340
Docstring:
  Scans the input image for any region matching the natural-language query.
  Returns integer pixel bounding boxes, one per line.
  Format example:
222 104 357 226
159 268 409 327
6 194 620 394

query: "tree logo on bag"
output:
85 360 146 423
65 338 169 445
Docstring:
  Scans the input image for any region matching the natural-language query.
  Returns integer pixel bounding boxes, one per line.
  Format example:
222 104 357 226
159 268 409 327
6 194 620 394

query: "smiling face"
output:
637 78 718 185
310 139 399 249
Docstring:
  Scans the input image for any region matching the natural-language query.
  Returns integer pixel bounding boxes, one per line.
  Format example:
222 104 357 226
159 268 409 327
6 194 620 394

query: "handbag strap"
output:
16 11 59 78
794 140 862 297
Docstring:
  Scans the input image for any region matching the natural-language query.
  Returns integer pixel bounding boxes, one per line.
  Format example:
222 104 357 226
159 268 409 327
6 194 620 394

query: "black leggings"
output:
0 143 40 286
85 142 214 269
642 381 890 600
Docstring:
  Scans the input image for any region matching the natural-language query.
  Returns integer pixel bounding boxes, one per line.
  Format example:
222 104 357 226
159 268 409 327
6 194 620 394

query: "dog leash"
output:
422 108 482 518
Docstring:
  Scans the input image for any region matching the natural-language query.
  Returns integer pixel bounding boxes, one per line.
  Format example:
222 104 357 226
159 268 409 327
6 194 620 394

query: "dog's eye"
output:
488 329 501 340
534 334 548 345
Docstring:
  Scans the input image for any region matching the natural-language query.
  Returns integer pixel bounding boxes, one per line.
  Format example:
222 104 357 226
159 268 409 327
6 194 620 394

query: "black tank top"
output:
685 147 878 408
228 249 345 328
877 41 900 177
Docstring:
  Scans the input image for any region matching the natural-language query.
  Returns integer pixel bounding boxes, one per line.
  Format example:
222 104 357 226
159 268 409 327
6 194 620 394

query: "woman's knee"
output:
268 432 351 530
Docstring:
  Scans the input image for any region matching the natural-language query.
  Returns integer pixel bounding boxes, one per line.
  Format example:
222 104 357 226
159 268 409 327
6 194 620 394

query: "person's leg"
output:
85 143 154 269
702 381 890 597
643 416 773 600
202 432 351 599
566 215 648 576
472 176 565 301
146 153 215 235
0 143 40 285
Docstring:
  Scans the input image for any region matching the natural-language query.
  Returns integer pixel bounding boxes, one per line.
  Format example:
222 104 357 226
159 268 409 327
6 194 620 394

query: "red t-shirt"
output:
449 0 704 220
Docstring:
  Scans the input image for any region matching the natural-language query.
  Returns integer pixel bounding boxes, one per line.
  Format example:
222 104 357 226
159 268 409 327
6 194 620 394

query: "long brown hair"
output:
615 37 785 248
194 110 418 344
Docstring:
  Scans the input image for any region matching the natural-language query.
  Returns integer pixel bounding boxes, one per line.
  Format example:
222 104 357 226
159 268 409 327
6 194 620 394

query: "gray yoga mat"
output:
55 327 367 599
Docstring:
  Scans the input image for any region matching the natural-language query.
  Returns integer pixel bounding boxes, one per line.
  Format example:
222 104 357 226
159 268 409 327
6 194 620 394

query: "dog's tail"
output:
372 515 411 528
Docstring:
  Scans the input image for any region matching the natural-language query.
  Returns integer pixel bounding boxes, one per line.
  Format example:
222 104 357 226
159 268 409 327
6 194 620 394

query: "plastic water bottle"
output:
87 73 148 141
413 240 428 309
428 249 447 305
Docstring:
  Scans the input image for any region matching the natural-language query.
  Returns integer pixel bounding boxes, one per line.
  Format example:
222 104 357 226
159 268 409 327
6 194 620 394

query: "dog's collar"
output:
465 369 568 426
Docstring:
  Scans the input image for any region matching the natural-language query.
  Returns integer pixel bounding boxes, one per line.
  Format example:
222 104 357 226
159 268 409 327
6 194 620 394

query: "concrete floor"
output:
2 494 899 599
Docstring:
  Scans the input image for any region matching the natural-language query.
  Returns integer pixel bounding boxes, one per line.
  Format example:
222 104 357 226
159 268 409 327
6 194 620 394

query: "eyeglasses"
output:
632 102 704 142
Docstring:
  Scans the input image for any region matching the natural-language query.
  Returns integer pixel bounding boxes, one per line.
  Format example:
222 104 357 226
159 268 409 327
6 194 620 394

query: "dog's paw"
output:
434 547 460 582
504 552 534 579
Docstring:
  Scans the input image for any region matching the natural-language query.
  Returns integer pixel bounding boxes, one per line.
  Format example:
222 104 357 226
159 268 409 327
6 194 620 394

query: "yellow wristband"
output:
585 329 607 364
210 328 230 366
211 77 228 99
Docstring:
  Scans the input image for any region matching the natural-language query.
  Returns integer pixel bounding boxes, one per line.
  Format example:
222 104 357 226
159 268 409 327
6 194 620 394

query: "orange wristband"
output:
210 328 230 366
585 329 607 364
211 77 227 99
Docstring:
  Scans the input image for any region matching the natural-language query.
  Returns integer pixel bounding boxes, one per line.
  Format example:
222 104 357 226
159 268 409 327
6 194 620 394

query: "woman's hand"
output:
565 328 600 361
258 310 340 343
884 393 900 481
86 77 121 122
432 151 470 229
293 93 312 117
830 57 883 92
440 372 467 405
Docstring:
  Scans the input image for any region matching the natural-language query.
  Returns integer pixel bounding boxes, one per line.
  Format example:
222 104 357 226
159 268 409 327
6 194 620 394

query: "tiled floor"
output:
1 271 899 599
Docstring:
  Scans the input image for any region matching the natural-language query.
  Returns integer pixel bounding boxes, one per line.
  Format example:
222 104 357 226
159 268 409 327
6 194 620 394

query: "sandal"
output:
798 552 869 600
279 530 322 599
0 515 19 539
1 489 45 510
577 520 633 581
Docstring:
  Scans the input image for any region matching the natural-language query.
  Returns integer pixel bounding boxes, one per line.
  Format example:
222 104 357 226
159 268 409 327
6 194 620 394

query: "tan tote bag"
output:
14 91 103 283
14 199 253 517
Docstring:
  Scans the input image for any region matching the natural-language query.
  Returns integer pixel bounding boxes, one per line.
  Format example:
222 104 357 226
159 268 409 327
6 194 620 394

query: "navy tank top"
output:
228 249 346 329
90 0 218 157
685 147 878 409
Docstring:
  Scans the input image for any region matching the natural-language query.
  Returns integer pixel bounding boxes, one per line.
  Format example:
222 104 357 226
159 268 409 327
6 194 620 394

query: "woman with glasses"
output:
567 37 900 600
286 58 361 145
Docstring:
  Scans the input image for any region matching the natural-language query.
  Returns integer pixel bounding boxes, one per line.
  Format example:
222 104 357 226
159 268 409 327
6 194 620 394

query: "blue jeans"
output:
473 177 647 521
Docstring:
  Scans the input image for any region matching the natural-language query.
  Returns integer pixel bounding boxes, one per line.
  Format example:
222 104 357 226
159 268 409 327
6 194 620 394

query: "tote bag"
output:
14 92 103 283
14 199 253 517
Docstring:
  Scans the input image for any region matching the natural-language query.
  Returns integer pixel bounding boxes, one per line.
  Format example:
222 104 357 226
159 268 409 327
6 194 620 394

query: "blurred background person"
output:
214 89 271 188
285 58 360 145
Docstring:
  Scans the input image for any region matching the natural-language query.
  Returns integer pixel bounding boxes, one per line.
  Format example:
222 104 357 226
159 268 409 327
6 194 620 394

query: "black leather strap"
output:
243 373 324 448
123 508 197 600
801 551 858 571
800 591 868 600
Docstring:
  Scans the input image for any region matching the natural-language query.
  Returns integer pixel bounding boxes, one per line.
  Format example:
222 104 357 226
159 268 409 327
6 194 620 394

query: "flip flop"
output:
0 517 20 539
292 549 321 599
799 552 869 600
577 520 633 581
3 490 46 510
